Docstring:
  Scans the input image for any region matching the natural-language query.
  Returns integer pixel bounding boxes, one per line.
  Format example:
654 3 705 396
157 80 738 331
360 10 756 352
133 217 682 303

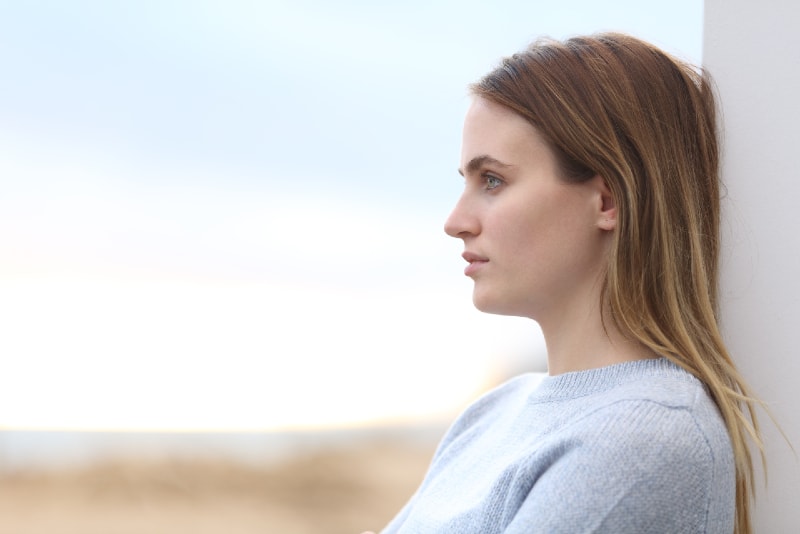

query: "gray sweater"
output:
382 358 734 533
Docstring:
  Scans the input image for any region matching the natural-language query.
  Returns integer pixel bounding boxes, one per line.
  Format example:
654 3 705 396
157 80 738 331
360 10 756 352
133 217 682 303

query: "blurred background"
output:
0 1 701 532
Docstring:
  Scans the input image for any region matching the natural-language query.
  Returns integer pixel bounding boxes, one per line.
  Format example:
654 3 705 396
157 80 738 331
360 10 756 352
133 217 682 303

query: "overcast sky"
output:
0 0 703 431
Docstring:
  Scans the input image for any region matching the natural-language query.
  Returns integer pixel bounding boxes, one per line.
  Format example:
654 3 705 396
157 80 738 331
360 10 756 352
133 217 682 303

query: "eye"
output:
483 173 504 191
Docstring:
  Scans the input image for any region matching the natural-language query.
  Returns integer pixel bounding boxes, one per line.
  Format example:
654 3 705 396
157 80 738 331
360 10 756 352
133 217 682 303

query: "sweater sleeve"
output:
504 399 732 534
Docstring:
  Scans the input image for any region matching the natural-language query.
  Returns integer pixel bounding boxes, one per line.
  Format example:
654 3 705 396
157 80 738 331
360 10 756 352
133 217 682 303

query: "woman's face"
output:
444 97 613 322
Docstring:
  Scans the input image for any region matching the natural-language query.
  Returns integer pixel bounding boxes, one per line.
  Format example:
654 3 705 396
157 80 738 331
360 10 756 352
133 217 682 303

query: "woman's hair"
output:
471 32 763 534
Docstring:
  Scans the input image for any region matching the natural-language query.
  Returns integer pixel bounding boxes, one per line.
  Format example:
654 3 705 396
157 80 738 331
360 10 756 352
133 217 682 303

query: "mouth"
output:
462 252 489 276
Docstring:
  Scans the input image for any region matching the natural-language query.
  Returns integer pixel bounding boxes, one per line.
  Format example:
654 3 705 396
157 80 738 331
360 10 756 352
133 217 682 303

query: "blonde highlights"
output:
472 33 763 533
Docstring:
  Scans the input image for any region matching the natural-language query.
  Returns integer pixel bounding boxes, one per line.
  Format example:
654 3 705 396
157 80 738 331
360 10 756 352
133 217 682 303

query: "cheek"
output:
488 199 548 253
484 206 537 255
493 194 590 270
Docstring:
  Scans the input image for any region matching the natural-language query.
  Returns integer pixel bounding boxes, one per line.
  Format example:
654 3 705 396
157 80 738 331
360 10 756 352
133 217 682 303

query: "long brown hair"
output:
471 32 763 533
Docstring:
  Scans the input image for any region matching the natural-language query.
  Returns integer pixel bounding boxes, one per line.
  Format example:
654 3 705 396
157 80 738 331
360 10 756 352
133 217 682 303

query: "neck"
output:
538 296 656 376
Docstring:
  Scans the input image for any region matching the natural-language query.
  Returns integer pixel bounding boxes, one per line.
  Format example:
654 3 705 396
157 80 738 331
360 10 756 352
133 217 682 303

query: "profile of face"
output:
444 97 616 323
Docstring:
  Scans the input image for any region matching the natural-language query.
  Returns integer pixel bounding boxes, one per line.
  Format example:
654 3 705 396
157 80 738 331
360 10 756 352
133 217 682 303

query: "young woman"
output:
372 33 763 533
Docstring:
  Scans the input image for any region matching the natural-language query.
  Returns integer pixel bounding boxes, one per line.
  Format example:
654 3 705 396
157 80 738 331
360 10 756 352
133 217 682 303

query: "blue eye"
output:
484 174 503 190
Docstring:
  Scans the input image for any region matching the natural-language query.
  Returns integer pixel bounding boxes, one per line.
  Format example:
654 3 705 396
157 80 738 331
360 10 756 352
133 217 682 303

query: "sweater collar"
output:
530 357 693 401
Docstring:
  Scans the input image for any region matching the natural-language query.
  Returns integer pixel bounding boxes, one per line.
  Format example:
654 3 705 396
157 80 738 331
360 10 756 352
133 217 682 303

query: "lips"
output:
462 251 489 276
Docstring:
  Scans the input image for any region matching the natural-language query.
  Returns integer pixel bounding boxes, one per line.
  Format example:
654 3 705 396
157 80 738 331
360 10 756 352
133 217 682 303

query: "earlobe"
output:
594 175 617 231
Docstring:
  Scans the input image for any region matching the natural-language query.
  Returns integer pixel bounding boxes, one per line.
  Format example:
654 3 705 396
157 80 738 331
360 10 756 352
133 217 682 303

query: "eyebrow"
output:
458 155 514 176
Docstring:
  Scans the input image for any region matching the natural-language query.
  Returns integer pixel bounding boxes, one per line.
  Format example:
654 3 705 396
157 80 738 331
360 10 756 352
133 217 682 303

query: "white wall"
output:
704 0 800 530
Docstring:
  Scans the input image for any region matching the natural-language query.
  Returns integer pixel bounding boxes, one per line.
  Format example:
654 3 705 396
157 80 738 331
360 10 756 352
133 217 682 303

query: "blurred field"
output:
0 440 434 534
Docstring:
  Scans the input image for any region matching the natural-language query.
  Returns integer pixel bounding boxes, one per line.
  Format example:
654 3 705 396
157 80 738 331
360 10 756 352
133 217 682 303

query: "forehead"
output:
461 97 552 168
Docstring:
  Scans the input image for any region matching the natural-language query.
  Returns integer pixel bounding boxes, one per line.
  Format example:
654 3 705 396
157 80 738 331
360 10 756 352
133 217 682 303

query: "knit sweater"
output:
381 358 735 533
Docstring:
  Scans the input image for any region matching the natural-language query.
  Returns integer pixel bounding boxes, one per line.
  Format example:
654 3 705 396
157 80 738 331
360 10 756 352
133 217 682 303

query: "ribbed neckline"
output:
530 357 696 402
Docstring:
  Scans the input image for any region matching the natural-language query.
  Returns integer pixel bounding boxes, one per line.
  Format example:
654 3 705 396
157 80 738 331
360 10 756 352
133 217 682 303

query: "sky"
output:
0 0 704 431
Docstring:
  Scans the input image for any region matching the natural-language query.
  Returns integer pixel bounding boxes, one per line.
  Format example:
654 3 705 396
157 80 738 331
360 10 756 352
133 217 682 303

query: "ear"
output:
591 175 616 231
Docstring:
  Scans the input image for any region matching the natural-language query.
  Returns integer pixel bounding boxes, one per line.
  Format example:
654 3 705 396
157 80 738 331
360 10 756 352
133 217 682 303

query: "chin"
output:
472 291 515 317
472 288 537 319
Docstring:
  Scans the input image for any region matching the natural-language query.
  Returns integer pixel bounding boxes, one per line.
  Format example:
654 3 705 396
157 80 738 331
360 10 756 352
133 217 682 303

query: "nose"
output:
444 194 480 238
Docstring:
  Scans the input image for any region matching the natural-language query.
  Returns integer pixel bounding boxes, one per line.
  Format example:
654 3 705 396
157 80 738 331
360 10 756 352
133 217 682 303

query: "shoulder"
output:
561 365 731 464
432 372 545 454
509 366 735 533
457 371 545 421
528 360 735 505
580 364 730 446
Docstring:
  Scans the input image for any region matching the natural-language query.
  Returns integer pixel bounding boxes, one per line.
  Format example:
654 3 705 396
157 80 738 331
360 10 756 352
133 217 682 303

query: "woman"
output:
372 33 763 533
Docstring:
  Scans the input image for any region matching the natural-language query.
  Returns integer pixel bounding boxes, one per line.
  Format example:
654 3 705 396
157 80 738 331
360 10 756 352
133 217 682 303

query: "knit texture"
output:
381 358 735 533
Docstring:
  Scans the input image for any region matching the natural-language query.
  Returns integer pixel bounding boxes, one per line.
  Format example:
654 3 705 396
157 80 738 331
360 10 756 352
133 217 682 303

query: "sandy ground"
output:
0 440 434 534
